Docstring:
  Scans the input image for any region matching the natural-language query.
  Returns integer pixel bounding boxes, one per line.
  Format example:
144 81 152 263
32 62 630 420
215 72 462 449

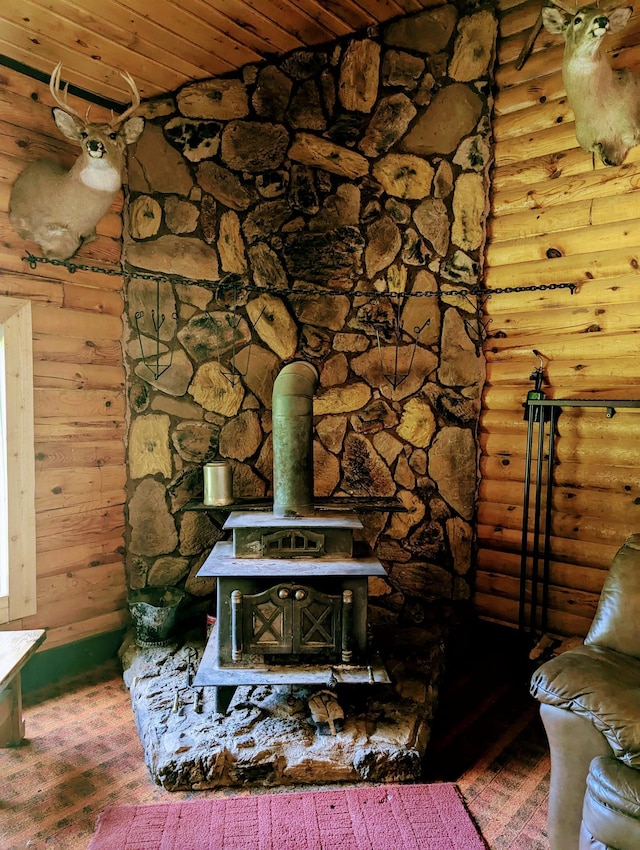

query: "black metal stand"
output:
520 396 640 639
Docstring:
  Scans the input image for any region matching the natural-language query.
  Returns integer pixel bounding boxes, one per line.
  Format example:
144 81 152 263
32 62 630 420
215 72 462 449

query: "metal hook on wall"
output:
462 290 493 343
210 285 267 386
133 276 178 380
368 295 431 390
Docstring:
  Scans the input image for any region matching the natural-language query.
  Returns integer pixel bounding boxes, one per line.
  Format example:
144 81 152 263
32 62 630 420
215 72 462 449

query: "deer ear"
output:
541 7 570 34
121 116 145 145
52 108 86 142
607 6 633 33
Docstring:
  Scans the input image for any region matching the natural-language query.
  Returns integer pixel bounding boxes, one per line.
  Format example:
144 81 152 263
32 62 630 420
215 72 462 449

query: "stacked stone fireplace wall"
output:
123 3 497 633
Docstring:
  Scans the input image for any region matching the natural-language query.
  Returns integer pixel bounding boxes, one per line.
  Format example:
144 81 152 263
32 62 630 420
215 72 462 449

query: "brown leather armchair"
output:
530 533 640 850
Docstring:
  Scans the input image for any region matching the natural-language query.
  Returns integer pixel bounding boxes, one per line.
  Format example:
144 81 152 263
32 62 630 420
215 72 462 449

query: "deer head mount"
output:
9 63 145 260
541 2 640 166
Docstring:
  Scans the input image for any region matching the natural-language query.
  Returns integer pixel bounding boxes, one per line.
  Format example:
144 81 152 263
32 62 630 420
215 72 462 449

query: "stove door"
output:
292 585 341 655
243 584 294 655
242 583 342 657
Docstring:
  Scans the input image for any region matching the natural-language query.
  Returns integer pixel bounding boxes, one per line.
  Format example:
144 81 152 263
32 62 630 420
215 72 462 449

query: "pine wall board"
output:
478 0 640 636
0 66 127 650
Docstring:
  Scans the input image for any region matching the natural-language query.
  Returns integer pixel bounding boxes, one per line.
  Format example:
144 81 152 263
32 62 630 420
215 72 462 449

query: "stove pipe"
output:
272 361 319 517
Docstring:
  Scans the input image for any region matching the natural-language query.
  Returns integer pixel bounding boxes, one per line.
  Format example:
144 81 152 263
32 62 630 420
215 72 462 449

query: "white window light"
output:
0 296 36 623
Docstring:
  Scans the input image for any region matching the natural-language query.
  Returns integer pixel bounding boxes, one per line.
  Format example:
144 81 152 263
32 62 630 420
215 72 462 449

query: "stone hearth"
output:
120 623 445 790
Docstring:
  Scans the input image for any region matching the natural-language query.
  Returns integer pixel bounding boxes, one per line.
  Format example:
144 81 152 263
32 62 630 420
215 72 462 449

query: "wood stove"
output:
195 511 390 713
194 361 391 715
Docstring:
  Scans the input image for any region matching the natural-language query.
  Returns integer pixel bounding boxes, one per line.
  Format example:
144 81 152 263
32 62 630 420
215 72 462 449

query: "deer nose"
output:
87 139 106 157
593 15 610 31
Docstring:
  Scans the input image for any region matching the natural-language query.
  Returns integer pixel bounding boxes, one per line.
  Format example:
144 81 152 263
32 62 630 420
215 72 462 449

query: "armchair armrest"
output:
531 645 640 768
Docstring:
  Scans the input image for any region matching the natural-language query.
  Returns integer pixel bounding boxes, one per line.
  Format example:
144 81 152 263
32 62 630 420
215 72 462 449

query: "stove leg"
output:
213 685 236 715
341 589 353 663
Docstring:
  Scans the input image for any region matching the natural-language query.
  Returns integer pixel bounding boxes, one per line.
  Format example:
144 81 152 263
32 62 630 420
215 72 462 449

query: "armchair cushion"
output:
530 645 640 768
586 533 640 658
587 757 640 818
580 756 640 850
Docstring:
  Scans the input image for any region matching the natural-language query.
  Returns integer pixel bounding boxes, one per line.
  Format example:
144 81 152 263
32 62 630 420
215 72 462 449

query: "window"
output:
0 296 36 623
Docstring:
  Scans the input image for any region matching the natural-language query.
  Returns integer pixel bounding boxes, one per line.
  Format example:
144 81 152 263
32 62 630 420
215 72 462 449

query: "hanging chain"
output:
22 253 578 301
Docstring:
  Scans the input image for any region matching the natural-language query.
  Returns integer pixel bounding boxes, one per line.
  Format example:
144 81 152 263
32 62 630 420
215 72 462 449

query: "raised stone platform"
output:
120 624 445 790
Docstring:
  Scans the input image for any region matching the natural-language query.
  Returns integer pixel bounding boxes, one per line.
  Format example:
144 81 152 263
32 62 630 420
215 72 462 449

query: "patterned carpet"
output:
0 659 550 850
458 702 550 850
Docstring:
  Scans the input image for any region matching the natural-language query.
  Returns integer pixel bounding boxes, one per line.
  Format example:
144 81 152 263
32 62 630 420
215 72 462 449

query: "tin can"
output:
203 460 233 506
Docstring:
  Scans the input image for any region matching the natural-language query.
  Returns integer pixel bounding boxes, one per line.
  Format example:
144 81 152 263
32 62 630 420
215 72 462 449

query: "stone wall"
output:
122 4 497 630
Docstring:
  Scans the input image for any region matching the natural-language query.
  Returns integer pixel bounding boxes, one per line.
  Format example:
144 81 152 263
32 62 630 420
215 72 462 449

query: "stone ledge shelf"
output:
181 496 408 514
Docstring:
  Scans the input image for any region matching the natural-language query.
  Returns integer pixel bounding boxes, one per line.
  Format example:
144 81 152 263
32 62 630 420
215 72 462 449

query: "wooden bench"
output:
0 629 46 746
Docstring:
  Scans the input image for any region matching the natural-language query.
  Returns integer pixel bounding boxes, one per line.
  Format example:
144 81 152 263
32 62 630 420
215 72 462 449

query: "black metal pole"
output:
519 411 535 631
530 404 546 636
541 405 556 635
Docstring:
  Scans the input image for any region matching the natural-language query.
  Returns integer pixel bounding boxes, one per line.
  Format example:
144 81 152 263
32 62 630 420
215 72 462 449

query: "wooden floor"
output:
425 618 538 780
1 619 550 850
425 618 550 850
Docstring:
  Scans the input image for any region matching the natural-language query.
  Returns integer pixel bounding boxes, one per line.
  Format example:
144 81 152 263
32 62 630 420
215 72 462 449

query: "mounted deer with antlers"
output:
541 2 640 166
9 63 144 260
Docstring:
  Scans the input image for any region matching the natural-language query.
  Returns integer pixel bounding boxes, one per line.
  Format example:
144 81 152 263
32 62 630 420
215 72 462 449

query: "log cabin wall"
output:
477 0 640 637
0 66 128 650
120 5 496 635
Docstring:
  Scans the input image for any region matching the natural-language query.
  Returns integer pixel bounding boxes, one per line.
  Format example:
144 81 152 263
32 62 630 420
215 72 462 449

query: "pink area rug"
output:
87 783 487 850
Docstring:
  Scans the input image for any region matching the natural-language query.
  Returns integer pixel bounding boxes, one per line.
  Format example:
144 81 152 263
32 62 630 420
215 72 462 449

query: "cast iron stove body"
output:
195 511 390 713
194 361 390 714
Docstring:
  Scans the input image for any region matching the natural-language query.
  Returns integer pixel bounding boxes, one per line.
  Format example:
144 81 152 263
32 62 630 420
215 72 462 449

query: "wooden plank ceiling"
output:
0 0 444 106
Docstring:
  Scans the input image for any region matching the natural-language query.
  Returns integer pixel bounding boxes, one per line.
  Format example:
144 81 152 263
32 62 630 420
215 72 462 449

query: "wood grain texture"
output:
0 0 445 104
479 0 640 636
1 66 127 649
0 630 46 690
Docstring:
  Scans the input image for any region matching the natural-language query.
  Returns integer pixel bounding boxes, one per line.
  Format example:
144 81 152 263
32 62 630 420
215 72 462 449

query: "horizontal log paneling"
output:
31 304 124 340
33 416 125 441
0 250 124 289
32 361 125 391
492 161 640 216
35 537 125 579
481 429 640 468
36 504 125 553
476 548 608 595
474 593 593 637
478 501 635 548
34 388 125 418
480 456 640 496
34 441 125 471
32 337 123 366
479 2 640 636
1 66 127 648
488 194 640 243
495 123 580 167
487 218 640 267
36 467 126 511
491 149 596 193
480 479 640 526
475 572 599 624
477 524 618 571
481 407 640 440
29 610 129 652
484 245 640 289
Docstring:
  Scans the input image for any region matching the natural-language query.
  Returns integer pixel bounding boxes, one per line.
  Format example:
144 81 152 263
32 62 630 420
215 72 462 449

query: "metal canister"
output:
203 460 233 506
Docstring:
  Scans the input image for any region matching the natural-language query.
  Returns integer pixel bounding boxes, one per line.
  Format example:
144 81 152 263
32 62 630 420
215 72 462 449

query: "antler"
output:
110 70 140 127
546 0 576 14
49 61 83 118
49 61 139 125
